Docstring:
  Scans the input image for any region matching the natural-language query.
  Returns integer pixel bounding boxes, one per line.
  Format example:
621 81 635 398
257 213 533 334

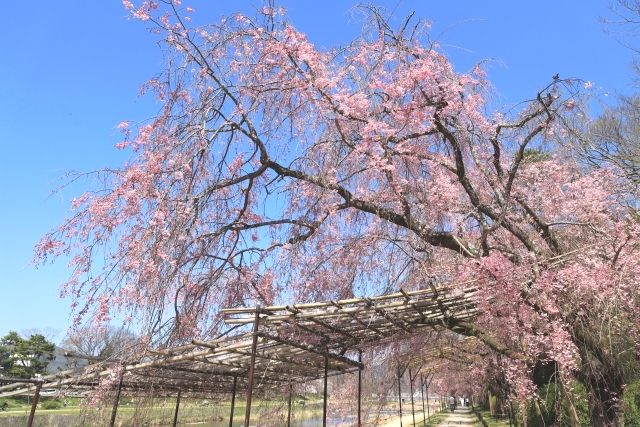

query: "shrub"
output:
624 381 640 427
41 400 63 410
526 381 589 426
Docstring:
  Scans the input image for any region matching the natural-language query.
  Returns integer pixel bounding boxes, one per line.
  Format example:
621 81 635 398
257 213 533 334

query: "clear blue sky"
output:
0 1 633 342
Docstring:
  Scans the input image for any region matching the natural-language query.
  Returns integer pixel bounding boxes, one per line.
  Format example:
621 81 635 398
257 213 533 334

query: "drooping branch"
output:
265 158 477 256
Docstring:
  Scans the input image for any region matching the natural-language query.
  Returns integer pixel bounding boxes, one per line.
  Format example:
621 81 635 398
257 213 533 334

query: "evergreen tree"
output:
0 331 55 378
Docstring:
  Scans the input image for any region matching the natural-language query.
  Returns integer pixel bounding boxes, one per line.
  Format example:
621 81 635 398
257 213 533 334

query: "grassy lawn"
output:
0 396 84 412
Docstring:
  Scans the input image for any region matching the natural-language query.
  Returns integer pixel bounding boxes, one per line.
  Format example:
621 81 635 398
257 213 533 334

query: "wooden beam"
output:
256 332 363 369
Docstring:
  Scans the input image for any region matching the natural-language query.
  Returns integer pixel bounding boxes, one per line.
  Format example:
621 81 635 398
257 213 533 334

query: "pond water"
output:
178 417 339 427
178 415 354 426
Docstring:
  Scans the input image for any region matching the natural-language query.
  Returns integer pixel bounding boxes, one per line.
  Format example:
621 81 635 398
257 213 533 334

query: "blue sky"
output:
0 1 634 342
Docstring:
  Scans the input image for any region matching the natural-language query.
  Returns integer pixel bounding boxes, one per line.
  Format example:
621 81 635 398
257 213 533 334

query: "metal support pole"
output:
323 355 329 427
409 369 415 427
287 383 293 427
26 382 42 427
420 375 426 424
398 367 403 427
109 370 124 427
229 376 238 427
172 391 182 427
357 351 362 427
244 308 261 427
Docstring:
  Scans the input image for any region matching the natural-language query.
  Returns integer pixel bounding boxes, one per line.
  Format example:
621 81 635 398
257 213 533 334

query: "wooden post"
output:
172 391 182 427
229 376 238 427
109 370 124 427
426 382 430 422
357 351 362 427
323 355 329 427
509 400 515 427
26 382 42 427
244 308 261 427
420 375 429 424
398 367 403 427
409 368 415 427
286 383 293 427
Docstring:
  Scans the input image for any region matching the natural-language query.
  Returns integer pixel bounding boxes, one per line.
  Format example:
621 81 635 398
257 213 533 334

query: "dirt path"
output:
436 407 476 426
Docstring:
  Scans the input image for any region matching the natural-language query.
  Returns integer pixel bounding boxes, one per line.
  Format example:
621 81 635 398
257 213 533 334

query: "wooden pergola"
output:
223 283 478 349
0 283 477 427
0 331 360 426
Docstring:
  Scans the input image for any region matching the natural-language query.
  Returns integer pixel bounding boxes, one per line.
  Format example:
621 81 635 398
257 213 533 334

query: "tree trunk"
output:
579 374 624 427
488 391 495 416
521 403 527 427
572 325 625 427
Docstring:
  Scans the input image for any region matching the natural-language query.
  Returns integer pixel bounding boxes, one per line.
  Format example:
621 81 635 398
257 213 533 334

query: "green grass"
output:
420 411 449 426
0 396 84 412
476 409 511 427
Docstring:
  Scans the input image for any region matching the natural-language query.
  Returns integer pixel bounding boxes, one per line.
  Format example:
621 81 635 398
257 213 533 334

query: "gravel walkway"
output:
436 407 476 426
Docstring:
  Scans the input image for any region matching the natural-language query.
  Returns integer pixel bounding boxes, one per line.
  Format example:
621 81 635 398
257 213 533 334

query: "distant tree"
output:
582 95 640 186
61 326 137 361
0 331 55 378
577 1 640 195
